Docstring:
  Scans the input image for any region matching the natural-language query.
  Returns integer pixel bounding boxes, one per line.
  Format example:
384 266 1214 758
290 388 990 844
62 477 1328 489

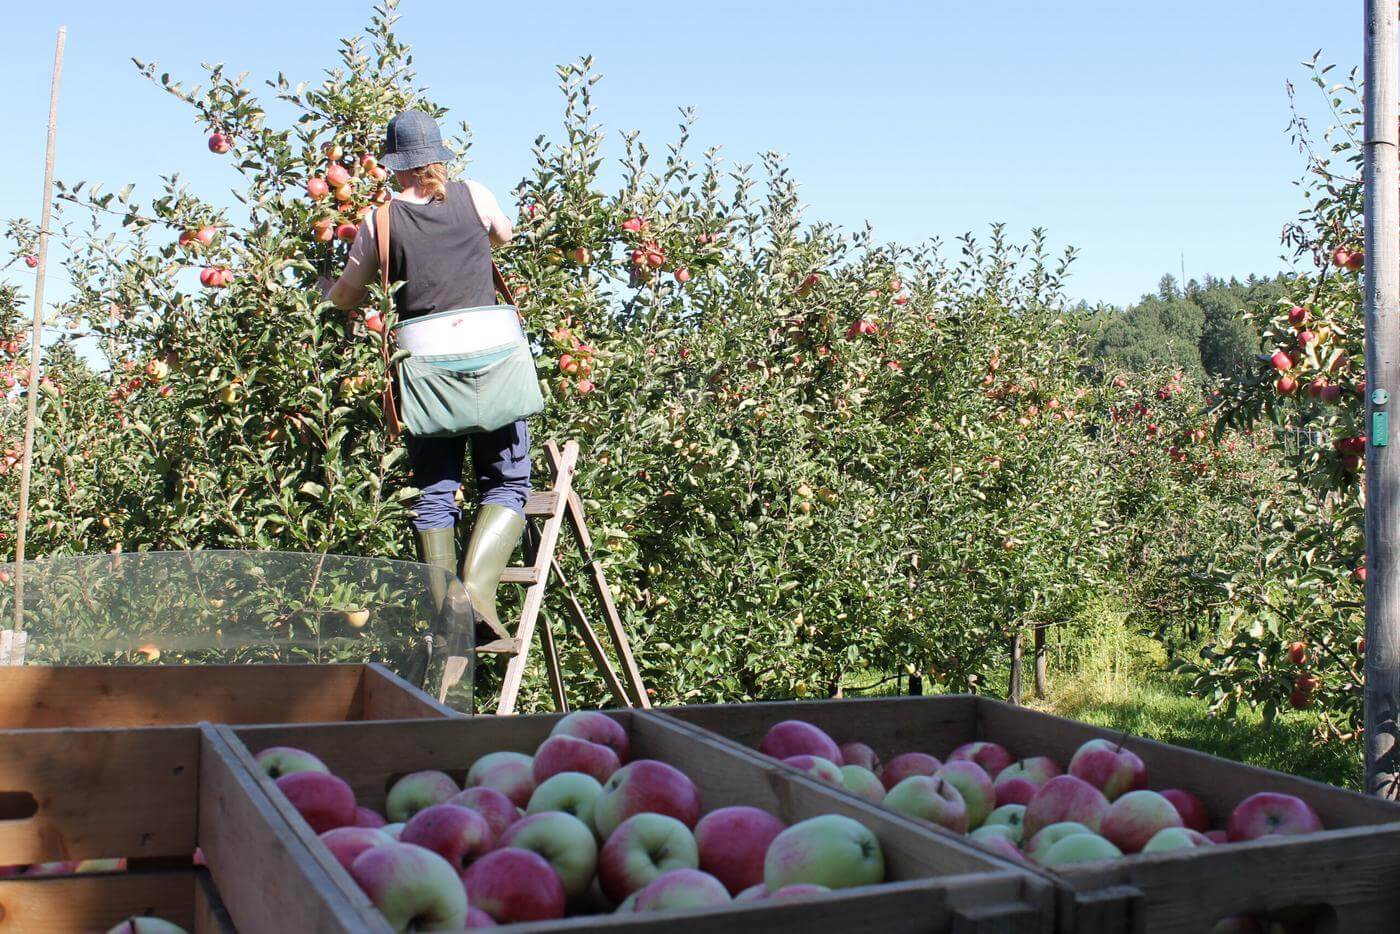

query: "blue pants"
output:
407 420 532 530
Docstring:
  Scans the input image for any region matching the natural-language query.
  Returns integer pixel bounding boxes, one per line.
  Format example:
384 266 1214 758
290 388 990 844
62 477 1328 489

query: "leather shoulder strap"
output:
375 202 392 289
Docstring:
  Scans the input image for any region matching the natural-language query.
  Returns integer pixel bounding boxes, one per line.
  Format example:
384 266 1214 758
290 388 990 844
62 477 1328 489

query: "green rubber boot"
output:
461 504 526 640
415 526 458 609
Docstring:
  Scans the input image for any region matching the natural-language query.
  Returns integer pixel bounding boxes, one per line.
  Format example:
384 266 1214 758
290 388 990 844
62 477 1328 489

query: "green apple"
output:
838 765 886 803
499 811 598 897
1040 832 1122 867
983 804 1026 843
933 760 996 829
883 775 968 834
528 771 604 834
763 814 885 892
1141 827 1213 854
1024 821 1093 864
385 770 459 823
969 824 1018 846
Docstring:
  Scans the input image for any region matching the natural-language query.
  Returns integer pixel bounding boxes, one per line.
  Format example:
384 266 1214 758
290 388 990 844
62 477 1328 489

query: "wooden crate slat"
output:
359 663 459 721
0 869 228 934
0 726 197 863
198 724 390 932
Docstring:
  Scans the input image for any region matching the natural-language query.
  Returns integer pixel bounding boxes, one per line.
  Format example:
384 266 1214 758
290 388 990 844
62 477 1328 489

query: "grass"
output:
1028 609 1362 790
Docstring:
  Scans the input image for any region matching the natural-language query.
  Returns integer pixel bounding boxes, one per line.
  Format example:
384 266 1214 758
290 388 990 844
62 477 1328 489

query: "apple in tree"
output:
1270 351 1293 372
693 805 786 895
1023 775 1111 838
994 756 1062 806
1226 792 1323 842
327 163 351 187
838 742 881 774
1101 790 1183 853
527 771 604 830
596 812 698 904
782 754 843 785
933 760 996 829
350 842 469 932
983 803 1026 843
255 746 329 780
1141 827 1214 854
948 741 1015 779
307 177 329 199
1288 305 1309 327
336 223 358 243
1040 832 1122 867
880 752 942 791
276 771 356 833
466 751 536 808
882 776 968 834
550 710 631 763
763 814 885 892
594 759 702 838
386 770 460 823
499 811 598 897
1158 788 1210 832
320 826 392 872
1067 739 1147 801
462 847 567 924
757 720 843 764
533 734 621 786
401 803 494 871
631 868 732 913
839 765 886 803
207 131 231 153
448 786 520 840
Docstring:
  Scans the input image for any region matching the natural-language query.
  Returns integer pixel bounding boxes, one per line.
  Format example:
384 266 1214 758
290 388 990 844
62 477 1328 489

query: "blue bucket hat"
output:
381 109 455 172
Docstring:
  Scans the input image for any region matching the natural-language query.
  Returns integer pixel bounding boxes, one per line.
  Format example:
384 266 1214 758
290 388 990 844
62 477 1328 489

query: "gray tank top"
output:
386 180 495 320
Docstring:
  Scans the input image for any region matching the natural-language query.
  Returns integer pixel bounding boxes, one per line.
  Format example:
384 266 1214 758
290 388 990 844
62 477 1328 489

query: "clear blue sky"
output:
0 1 1359 308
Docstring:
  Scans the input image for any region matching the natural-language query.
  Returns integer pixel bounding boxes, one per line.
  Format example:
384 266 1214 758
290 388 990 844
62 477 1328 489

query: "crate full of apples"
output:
225 710 1052 931
657 696 1400 933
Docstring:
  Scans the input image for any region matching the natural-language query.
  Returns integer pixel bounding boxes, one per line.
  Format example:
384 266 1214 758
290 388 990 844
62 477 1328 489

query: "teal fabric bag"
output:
396 334 544 438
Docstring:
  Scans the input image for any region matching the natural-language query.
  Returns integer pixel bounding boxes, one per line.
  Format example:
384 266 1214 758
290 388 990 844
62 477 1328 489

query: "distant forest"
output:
1082 273 1291 380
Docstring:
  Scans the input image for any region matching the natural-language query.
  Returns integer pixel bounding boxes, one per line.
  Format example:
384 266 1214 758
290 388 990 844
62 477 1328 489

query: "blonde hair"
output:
413 163 448 202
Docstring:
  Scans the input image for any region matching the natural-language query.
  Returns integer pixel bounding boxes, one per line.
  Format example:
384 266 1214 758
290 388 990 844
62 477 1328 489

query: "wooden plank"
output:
546 441 649 709
0 726 197 863
360 663 460 721
198 724 389 932
524 490 559 517
501 566 541 585
227 713 1052 932
496 441 578 715
0 870 207 933
193 868 238 934
550 555 632 708
0 665 367 728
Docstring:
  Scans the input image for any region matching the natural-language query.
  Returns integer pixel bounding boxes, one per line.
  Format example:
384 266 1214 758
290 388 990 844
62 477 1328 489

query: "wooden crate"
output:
0 868 234 933
656 695 1400 933
216 711 1055 932
0 662 456 728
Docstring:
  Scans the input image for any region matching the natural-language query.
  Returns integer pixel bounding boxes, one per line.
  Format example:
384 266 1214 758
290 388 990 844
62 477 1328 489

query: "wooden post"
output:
12 26 67 643
1033 622 1048 700
1008 629 1023 706
1365 0 1400 798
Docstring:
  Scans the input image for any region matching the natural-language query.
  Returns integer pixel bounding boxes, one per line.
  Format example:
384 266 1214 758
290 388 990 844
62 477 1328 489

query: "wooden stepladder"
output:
459 440 649 715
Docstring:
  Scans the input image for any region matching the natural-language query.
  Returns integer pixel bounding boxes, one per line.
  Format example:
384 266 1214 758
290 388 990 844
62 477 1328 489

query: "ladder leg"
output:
538 607 568 712
551 556 631 707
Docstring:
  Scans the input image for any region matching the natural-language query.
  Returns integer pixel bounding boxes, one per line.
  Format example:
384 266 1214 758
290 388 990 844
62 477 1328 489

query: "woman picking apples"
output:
319 109 541 669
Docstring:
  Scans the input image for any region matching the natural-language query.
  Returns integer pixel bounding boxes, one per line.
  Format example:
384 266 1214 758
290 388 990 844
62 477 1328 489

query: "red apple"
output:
570 247 592 265
597 812 698 904
1067 738 1147 800
446 787 518 840
462 847 566 923
313 219 335 243
1101 790 1183 854
631 868 731 913
549 710 631 763
1204 830 1229 844
621 216 644 233
1347 249 1365 270
838 742 881 774
594 759 701 838
782 754 843 785
994 756 1062 806
1332 247 1352 268
1270 350 1293 371
1321 384 1342 404
1226 792 1322 841
757 720 842 764
336 223 358 242
23 255 38 269
386 770 460 823
880 752 942 791
465 906 497 928
307 176 330 199
1287 305 1309 327
948 741 1015 780
1288 641 1308 665
933 760 996 829
1023 775 1111 838
533 733 621 785
693 805 785 895
882 775 968 834
674 267 691 284
498 811 598 897
1276 376 1298 396
576 378 596 395
320 826 392 871
327 164 351 187
401 803 494 871
276 771 356 833
466 751 536 808
351 842 468 930
364 311 384 334
207 132 231 153
1158 788 1210 833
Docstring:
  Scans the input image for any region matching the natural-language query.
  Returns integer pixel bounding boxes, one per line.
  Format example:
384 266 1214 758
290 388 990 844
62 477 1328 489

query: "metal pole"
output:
1363 0 1400 798
13 26 67 639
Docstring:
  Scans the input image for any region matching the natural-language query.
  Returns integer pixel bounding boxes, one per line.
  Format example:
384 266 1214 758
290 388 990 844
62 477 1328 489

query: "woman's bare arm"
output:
319 214 378 309
468 180 514 247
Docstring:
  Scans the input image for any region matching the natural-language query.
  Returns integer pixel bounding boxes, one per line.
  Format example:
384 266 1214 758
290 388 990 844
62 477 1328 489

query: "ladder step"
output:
501 566 541 585
476 638 519 655
524 491 559 517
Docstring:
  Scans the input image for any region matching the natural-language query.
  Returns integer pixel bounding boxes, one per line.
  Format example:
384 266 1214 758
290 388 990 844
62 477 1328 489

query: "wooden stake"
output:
1033 622 1048 699
1365 0 1400 798
13 26 67 640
